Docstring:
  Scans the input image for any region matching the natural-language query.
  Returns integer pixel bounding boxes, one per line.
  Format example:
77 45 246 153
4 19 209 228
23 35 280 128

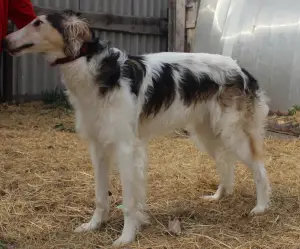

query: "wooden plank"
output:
175 0 186 52
185 0 200 52
33 6 168 36
168 0 176 51
186 0 199 29
167 0 187 52
186 29 194 52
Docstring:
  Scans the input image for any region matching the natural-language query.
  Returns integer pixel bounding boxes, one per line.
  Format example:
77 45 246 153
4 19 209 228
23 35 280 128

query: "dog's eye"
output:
33 20 43 27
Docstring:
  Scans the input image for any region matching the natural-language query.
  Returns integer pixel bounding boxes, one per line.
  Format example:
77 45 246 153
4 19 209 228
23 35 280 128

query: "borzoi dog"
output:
3 10 270 246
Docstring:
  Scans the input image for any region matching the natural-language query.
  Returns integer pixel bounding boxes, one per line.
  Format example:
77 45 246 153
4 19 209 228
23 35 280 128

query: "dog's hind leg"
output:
189 126 235 201
202 154 235 201
233 130 270 215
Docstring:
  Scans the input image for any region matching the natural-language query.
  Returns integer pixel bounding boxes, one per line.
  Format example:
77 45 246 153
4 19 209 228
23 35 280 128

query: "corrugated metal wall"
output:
12 0 168 99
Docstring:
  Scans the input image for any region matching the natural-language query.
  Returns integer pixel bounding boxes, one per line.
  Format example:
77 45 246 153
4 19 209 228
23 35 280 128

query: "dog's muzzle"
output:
2 40 34 55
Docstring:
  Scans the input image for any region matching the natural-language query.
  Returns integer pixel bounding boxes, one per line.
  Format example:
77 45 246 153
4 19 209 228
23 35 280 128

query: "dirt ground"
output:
1 103 300 249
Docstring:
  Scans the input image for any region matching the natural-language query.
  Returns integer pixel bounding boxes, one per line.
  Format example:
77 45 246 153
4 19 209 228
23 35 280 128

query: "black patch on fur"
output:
96 50 121 95
83 38 109 61
83 40 101 61
127 55 147 72
62 10 81 17
241 68 259 96
46 13 65 38
225 73 245 92
47 10 82 33
123 55 147 96
179 69 219 106
142 63 176 117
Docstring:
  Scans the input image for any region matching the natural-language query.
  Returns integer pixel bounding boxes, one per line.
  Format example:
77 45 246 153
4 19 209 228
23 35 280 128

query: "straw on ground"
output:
1 103 300 249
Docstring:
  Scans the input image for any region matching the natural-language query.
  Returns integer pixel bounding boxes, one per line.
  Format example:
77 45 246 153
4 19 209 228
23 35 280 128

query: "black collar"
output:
50 43 89 66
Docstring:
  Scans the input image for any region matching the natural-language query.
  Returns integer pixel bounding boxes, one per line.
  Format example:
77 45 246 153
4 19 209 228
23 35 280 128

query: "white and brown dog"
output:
3 10 270 246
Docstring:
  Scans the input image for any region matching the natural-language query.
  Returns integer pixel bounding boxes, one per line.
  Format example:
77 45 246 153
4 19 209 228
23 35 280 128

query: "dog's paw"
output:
201 194 221 202
112 235 134 247
74 221 100 233
250 204 269 215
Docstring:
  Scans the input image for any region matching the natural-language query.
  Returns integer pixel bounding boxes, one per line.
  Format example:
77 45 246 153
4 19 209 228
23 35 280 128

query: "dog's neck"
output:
50 38 102 66
50 43 89 66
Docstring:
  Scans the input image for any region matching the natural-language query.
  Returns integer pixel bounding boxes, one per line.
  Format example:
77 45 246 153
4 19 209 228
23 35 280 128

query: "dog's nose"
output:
2 38 9 50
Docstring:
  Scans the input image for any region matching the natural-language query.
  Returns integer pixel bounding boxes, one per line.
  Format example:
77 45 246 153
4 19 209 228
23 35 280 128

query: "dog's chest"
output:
72 100 105 139
70 93 126 144
60 59 137 143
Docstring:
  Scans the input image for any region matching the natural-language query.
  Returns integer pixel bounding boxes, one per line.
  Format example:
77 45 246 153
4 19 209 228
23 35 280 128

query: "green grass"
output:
288 105 300 115
41 86 72 110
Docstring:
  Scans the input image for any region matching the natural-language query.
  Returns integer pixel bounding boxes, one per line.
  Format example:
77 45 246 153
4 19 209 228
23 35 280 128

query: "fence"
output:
1 0 168 102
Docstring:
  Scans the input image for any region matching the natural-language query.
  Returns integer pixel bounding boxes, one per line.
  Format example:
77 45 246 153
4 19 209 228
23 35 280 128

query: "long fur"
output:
4 11 271 247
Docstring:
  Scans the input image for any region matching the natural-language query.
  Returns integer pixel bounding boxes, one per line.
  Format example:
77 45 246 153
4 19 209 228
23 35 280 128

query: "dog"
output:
3 10 270 246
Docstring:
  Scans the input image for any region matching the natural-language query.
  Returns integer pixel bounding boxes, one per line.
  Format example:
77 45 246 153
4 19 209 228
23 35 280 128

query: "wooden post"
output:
168 0 176 51
175 0 186 52
185 0 200 52
168 0 186 52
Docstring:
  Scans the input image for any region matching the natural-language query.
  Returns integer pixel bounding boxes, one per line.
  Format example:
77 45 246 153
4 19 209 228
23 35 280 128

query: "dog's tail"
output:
241 68 269 137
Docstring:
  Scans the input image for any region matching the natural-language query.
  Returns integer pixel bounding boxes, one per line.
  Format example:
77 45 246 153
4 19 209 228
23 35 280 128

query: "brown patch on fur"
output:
218 83 264 161
218 83 256 120
218 86 246 110
199 87 219 103
139 112 149 123
245 130 264 161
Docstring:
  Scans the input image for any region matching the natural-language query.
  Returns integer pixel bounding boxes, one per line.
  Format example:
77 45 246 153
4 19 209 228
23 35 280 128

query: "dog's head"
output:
3 10 92 57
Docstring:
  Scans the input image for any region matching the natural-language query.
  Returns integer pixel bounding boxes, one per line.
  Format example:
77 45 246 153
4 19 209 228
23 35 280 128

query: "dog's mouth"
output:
8 43 34 55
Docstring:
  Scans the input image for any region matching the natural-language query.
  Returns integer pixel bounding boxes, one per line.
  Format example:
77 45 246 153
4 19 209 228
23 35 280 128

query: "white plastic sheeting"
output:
192 0 300 111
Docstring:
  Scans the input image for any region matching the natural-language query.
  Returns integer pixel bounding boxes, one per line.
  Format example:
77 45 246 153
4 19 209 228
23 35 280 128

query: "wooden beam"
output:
168 0 176 51
168 0 186 52
185 0 200 52
186 0 199 29
33 6 168 36
175 0 186 52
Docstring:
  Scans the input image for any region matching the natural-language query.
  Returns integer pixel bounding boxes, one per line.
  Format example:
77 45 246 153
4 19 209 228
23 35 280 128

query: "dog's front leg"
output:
113 141 145 246
74 141 110 232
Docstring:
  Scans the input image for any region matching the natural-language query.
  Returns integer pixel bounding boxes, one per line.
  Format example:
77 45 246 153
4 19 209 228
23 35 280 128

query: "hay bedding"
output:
0 103 300 249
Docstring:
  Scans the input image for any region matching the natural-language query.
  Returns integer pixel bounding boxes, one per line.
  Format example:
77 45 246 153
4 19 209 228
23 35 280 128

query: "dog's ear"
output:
62 10 81 17
63 15 91 57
